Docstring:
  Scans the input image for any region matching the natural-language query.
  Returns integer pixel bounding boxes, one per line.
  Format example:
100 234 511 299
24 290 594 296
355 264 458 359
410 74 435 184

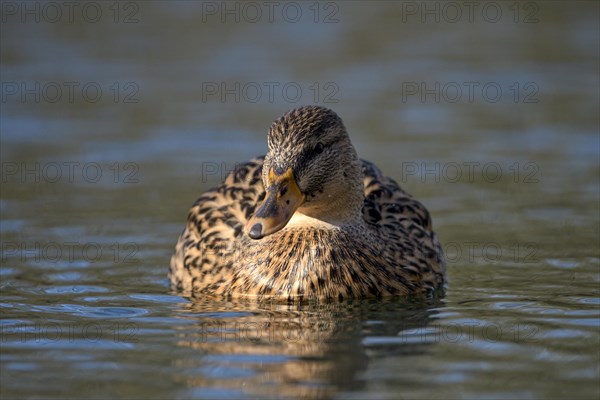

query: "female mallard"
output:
170 106 445 300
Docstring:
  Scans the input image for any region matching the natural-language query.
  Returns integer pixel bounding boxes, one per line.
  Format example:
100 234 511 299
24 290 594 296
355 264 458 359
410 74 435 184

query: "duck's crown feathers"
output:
268 105 346 150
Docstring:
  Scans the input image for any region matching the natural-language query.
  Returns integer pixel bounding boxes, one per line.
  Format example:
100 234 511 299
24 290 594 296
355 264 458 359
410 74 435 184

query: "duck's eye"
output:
314 142 325 154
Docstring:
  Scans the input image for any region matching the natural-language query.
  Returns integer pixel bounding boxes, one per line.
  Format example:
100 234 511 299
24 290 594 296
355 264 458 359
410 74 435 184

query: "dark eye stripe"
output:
296 142 328 171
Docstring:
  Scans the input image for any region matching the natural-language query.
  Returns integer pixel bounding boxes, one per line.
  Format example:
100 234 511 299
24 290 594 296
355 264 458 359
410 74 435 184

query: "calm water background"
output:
1 1 599 399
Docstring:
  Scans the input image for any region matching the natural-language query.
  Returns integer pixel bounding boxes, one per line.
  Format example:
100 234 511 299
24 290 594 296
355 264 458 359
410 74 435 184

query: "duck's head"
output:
245 106 364 240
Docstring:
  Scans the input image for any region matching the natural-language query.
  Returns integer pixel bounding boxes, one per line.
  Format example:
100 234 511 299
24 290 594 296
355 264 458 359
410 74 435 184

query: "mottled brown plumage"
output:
170 106 445 300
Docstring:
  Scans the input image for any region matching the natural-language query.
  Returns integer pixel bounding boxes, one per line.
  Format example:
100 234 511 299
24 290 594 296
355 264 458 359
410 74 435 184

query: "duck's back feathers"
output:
170 157 264 293
360 159 445 289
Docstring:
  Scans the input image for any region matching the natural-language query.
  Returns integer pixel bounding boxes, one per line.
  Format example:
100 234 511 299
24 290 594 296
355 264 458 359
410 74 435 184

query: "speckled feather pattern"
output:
170 160 445 300
170 107 445 301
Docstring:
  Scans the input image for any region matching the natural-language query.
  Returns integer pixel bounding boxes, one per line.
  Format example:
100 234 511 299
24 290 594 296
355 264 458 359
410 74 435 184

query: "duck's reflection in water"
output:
172 296 444 398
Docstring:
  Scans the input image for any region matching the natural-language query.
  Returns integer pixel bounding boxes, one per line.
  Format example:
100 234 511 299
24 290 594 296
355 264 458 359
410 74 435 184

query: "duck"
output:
169 105 445 301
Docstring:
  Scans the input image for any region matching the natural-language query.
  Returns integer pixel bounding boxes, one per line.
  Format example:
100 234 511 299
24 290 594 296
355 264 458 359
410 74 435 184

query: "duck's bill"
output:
245 168 304 240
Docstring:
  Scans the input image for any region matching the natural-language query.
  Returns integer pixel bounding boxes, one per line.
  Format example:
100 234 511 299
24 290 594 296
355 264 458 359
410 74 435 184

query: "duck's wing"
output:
169 157 265 293
360 159 446 286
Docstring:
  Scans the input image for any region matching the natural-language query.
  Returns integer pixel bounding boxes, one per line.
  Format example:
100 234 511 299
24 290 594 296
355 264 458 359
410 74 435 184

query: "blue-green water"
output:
1 2 599 399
